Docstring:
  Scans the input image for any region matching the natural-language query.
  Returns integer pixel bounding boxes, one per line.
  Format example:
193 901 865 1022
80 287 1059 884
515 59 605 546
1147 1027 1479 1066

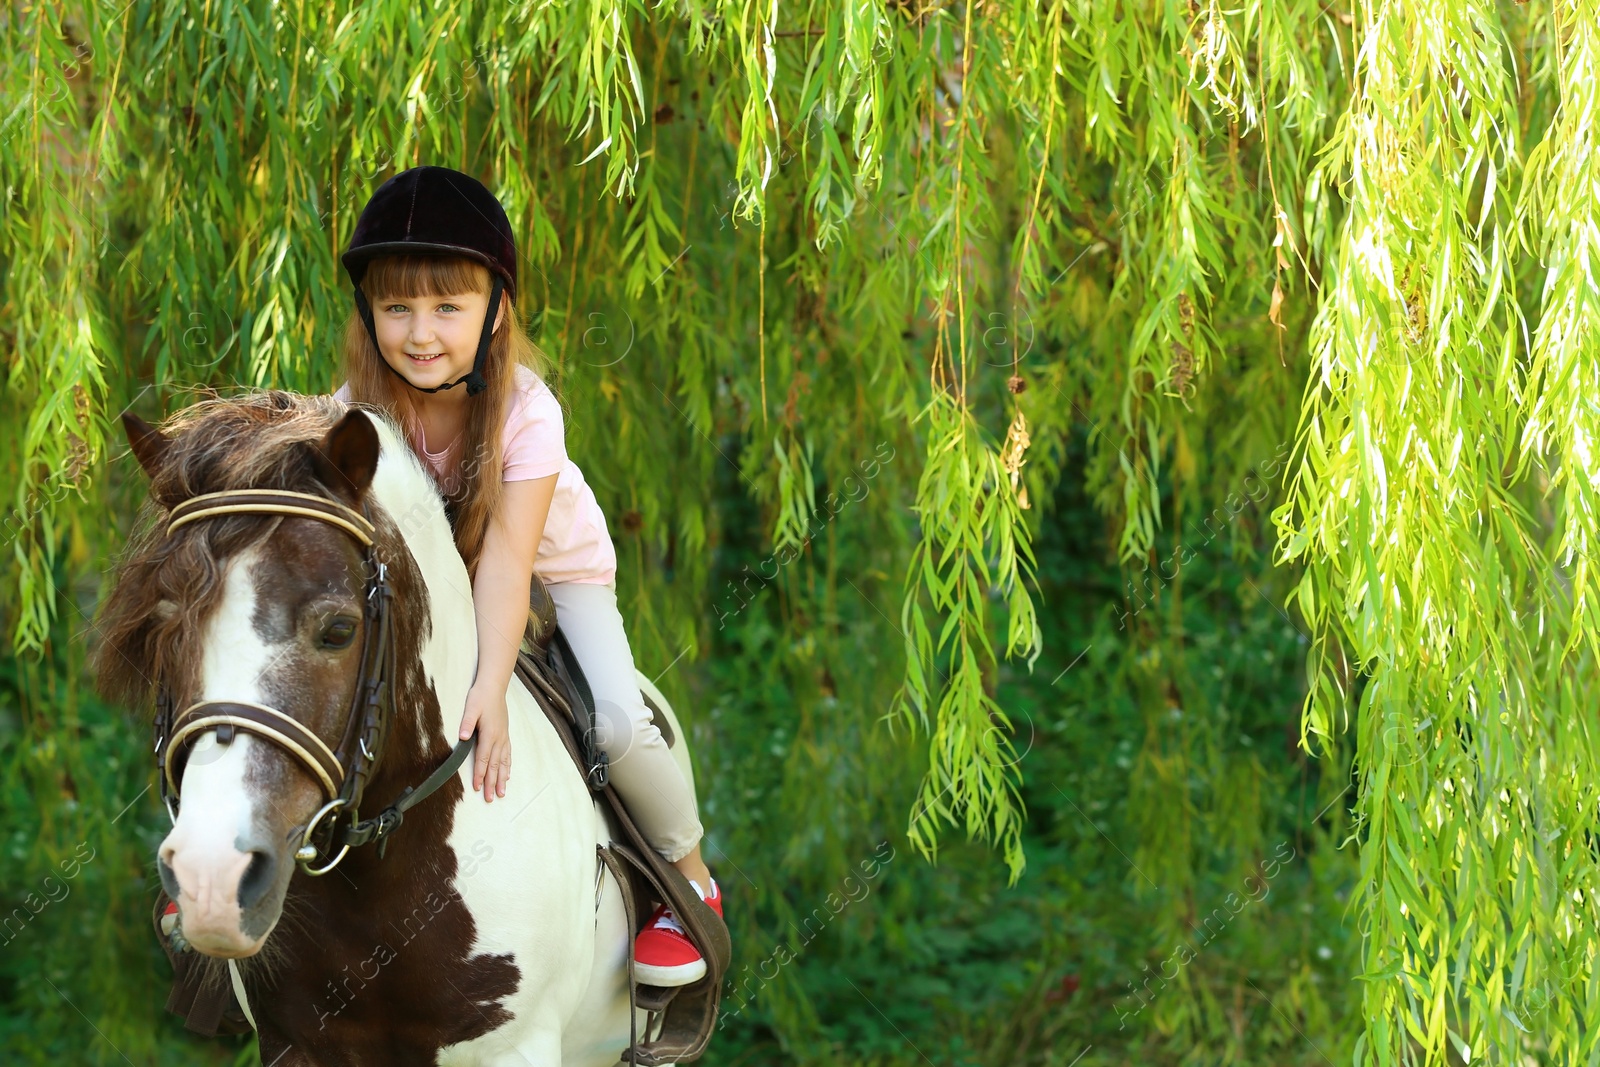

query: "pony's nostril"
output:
158 854 181 901
237 850 277 910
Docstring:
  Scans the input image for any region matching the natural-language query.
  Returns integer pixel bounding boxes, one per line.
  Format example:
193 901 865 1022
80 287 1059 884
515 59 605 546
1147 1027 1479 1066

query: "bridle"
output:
153 487 472 876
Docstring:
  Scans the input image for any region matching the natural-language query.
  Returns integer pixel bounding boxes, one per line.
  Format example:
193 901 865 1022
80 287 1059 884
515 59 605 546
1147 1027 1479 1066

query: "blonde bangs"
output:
362 254 493 300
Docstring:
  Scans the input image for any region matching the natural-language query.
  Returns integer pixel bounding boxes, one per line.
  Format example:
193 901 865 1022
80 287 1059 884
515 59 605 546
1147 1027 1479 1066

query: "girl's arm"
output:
459 473 558 802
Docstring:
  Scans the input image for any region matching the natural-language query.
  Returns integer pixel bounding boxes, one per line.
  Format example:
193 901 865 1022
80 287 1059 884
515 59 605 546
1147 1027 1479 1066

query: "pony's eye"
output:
320 618 358 649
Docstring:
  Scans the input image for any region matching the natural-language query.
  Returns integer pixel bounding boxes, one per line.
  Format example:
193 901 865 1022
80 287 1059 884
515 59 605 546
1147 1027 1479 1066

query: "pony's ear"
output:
122 412 173 480
307 409 380 505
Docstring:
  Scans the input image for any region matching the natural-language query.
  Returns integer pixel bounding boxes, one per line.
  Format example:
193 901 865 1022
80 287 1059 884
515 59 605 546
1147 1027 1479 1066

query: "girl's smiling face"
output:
372 287 506 392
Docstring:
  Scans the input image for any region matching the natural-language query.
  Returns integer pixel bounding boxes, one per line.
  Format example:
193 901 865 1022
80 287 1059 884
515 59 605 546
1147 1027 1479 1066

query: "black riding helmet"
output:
341 166 518 398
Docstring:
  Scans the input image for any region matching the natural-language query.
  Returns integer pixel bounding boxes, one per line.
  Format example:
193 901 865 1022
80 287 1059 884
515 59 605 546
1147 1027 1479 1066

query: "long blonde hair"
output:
341 253 551 576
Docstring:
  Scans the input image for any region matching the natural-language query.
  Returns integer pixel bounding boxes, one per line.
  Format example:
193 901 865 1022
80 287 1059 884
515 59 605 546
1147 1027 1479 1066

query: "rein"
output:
153 488 473 875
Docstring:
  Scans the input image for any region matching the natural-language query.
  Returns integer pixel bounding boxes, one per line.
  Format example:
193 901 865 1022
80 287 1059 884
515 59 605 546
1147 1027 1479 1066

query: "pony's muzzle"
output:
158 840 255 955
158 823 280 956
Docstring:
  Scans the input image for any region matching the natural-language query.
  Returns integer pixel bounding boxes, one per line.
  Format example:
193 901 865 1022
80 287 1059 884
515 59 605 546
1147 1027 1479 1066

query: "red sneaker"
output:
634 878 721 987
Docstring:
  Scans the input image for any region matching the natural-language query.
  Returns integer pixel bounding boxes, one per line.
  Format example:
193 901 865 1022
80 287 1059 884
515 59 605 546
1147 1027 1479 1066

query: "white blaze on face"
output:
158 544 278 956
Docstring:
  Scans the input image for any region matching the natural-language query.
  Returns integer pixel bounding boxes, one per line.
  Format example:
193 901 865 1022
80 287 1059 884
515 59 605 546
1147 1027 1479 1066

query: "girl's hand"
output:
460 683 511 802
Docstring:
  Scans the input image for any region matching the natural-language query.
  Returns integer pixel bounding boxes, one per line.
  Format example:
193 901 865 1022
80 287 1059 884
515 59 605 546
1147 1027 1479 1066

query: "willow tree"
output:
3 0 1598 1063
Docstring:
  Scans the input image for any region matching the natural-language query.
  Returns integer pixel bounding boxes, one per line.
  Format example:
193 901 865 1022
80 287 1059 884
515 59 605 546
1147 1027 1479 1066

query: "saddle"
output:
516 579 731 1065
151 579 730 1064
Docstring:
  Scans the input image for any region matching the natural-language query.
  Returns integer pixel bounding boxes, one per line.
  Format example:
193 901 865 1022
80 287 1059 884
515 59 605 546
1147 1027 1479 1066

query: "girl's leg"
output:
543 580 708 880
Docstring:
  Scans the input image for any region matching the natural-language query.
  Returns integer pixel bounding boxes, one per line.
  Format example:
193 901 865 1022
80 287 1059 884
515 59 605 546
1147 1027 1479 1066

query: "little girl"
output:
332 165 720 986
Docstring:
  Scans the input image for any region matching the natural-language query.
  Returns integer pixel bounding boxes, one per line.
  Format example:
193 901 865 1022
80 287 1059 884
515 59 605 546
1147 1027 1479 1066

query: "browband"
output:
167 489 375 546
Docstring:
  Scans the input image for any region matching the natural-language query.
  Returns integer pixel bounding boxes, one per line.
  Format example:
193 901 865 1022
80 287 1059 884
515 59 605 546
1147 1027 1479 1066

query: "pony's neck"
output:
366 418 479 761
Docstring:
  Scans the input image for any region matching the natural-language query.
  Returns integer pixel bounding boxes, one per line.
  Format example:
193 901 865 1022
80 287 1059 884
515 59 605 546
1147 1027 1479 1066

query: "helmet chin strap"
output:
353 274 504 398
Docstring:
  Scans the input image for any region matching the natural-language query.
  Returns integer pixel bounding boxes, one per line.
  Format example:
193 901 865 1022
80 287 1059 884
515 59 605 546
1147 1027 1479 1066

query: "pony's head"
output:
94 392 443 957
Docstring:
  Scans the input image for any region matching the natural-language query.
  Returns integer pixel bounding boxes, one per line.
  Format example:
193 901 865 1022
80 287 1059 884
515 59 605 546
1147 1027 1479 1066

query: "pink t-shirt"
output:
333 365 617 585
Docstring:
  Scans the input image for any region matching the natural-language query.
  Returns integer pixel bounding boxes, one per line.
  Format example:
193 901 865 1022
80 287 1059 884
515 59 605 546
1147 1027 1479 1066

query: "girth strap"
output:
514 633 609 791
551 626 609 788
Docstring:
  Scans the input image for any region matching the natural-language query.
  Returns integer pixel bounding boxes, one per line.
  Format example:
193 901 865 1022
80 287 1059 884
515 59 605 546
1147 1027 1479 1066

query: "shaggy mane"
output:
91 390 403 711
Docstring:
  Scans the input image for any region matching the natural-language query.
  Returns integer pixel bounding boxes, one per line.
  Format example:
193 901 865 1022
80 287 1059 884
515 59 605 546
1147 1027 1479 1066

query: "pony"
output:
94 390 693 1065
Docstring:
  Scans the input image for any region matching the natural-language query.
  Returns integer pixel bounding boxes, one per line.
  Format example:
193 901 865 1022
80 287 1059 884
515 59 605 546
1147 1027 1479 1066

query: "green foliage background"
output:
2 0 1596 1063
